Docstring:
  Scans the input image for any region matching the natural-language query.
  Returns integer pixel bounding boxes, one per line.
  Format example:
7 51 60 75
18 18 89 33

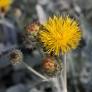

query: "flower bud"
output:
9 49 23 65
42 57 62 77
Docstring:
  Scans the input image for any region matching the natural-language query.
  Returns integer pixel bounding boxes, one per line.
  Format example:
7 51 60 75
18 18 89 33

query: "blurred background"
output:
0 0 92 92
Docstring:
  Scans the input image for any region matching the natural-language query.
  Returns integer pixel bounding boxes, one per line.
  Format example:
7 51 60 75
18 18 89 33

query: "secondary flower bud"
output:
42 57 62 77
26 22 40 34
9 49 23 65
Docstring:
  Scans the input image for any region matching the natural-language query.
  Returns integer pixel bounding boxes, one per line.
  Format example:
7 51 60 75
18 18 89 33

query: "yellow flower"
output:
38 16 81 55
0 0 13 13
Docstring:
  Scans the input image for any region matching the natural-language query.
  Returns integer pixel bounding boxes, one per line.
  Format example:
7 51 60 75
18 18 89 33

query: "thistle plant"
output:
9 15 81 92
37 15 81 92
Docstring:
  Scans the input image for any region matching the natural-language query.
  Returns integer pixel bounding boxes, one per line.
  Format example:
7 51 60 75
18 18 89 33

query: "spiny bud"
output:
9 49 23 65
26 22 40 35
23 22 40 49
41 57 62 77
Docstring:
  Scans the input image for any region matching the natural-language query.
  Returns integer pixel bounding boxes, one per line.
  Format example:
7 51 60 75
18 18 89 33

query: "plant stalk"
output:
63 55 67 92
22 62 48 81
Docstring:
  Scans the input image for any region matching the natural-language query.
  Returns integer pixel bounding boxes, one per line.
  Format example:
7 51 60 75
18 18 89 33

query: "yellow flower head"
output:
0 0 13 13
38 16 81 56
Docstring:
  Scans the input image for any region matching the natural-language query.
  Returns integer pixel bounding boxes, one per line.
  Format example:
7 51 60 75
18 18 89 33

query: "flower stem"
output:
63 55 67 92
22 62 48 81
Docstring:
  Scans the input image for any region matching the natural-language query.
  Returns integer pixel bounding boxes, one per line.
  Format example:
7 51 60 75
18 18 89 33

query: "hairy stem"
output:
63 55 67 92
22 62 48 81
